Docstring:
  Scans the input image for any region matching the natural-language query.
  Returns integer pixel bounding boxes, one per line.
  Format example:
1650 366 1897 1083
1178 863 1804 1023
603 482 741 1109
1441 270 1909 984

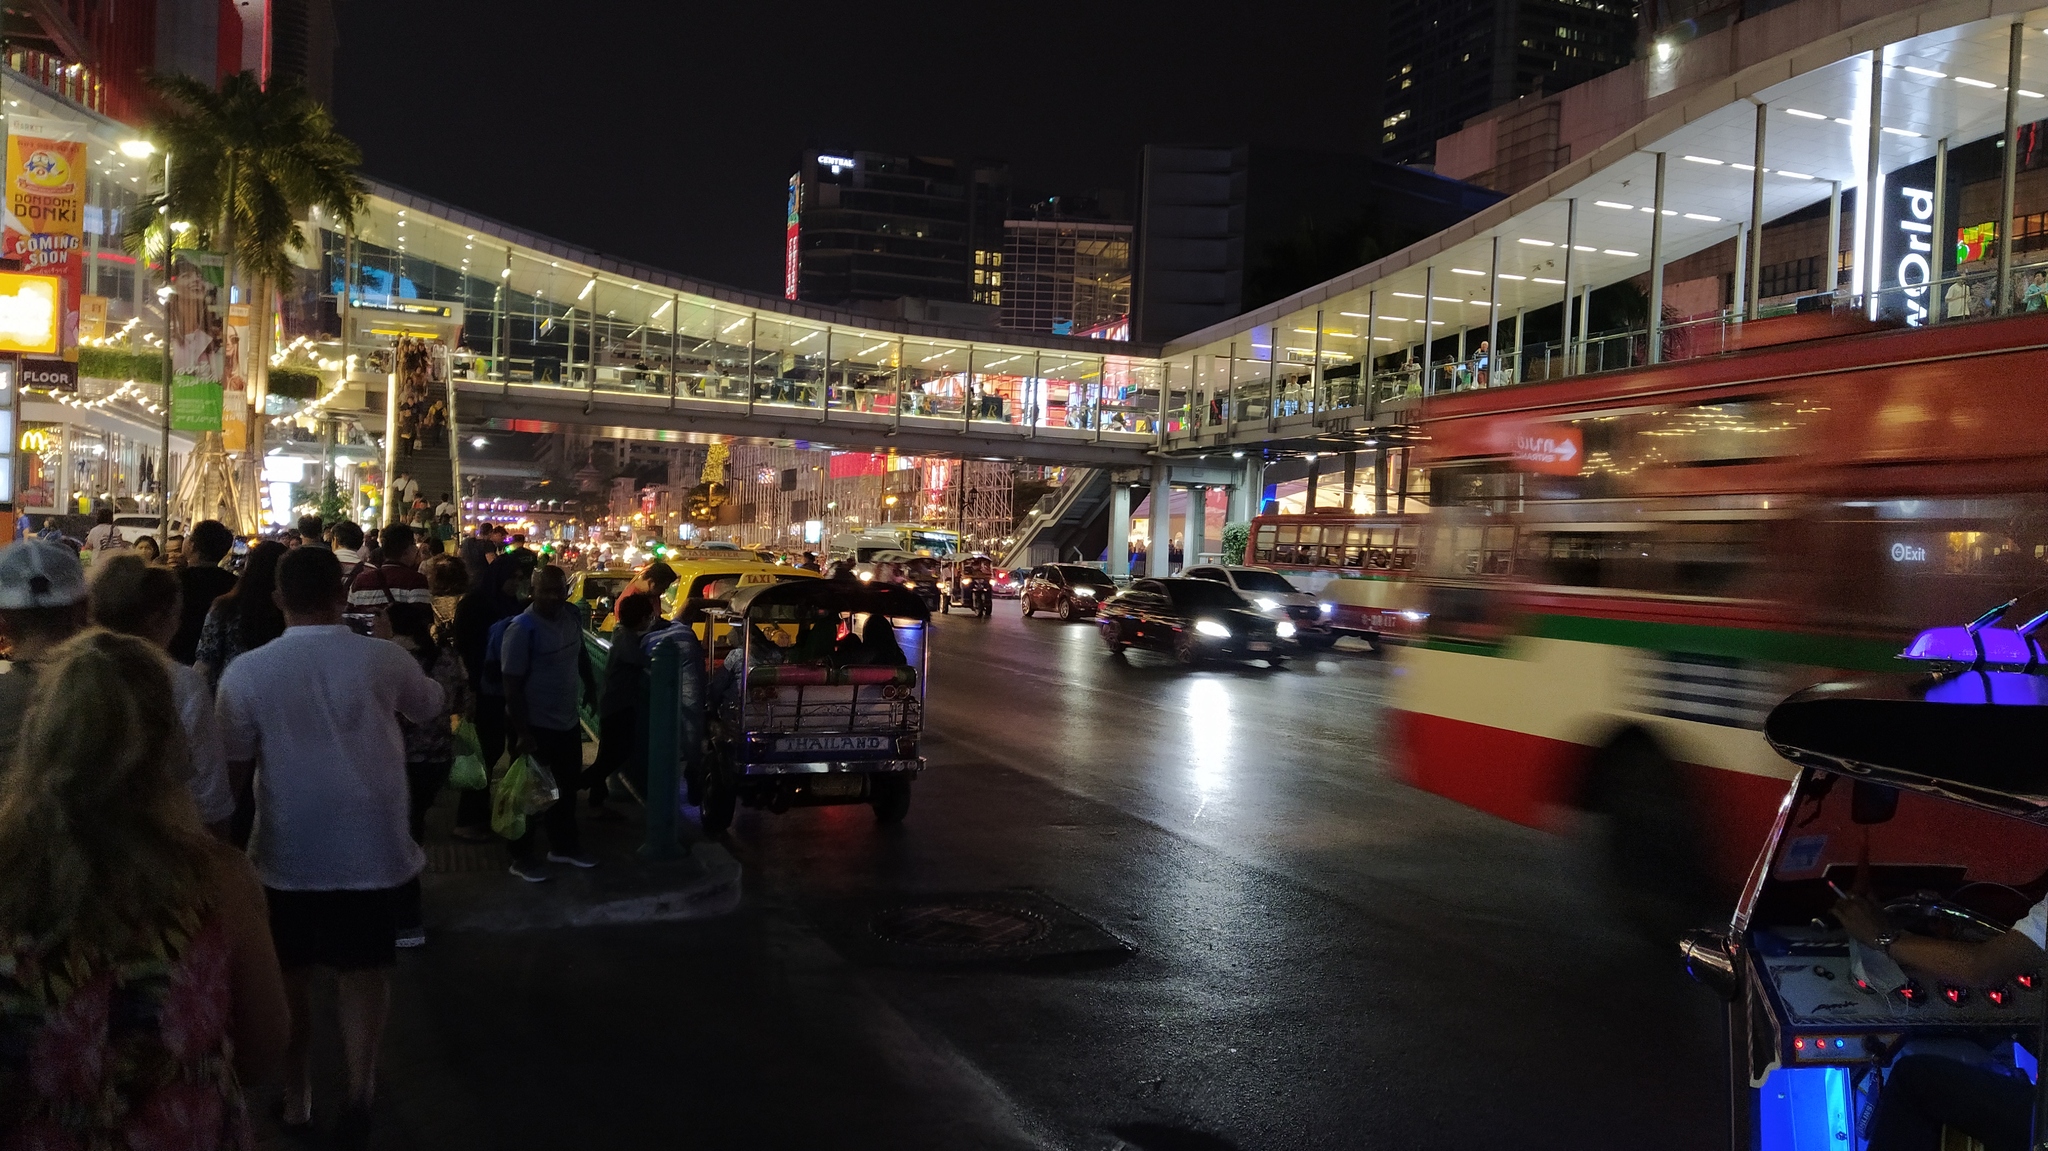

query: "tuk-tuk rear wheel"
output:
870 775 912 824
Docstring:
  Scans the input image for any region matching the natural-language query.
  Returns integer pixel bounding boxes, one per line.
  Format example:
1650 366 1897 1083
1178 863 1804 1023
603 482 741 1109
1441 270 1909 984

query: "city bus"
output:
1245 511 1434 646
830 523 960 562
1385 311 2048 935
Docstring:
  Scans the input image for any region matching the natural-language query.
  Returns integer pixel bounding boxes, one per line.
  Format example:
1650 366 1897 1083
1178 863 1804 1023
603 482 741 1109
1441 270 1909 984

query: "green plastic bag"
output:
490 755 530 840
449 752 488 792
453 720 482 760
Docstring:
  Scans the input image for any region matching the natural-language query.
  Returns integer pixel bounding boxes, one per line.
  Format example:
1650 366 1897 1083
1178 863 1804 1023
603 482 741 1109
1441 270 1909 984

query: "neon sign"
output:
784 175 801 301
817 154 856 173
1895 186 1934 327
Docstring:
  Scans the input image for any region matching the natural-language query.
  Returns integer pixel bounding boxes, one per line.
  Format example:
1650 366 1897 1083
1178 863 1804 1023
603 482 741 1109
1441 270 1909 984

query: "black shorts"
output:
265 885 405 970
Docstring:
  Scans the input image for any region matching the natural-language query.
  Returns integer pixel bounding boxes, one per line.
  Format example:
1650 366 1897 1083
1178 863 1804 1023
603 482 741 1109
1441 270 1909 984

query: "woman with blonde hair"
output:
0 629 289 1146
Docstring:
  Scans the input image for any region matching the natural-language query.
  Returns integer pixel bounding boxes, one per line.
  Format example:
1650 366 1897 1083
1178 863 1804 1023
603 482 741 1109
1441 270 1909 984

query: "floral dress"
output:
0 909 252 1151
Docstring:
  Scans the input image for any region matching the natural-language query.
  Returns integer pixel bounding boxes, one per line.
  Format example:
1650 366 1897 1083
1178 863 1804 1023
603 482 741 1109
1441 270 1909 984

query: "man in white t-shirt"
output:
1837 890 2044 1149
216 545 442 1139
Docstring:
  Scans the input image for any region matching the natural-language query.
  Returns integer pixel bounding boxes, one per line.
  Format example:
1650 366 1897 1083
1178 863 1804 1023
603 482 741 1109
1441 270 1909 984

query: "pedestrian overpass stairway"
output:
1001 468 1110 568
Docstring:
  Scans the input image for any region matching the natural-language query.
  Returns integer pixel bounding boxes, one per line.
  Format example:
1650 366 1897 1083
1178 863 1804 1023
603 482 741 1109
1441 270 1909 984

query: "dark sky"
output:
333 0 1387 296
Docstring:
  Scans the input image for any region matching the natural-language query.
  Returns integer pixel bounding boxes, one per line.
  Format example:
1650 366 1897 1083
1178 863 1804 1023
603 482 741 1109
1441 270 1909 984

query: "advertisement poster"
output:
77 293 106 342
223 302 252 449
2 118 85 361
168 252 226 432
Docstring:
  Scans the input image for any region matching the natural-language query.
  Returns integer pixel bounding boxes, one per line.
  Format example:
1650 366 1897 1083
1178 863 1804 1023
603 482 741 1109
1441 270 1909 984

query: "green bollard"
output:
639 627 704 861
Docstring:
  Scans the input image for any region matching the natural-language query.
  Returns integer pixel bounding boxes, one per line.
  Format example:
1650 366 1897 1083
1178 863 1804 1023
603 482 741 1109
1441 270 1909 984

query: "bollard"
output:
640 626 704 861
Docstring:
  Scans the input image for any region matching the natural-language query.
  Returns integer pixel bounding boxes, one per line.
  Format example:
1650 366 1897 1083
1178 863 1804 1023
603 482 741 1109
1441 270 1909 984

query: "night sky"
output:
333 0 1388 296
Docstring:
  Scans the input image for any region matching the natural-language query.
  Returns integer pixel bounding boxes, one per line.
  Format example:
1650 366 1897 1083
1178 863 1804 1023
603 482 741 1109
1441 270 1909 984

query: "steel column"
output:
1649 152 1667 364
1828 180 1843 294
1108 480 1131 579
1485 236 1499 385
1999 21 2024 314
1561 199 1577 370
1863 48 1885 318
1931 139 1949 324
1421 268 1435 395
1147 461 1170 578
1747 101 1767 320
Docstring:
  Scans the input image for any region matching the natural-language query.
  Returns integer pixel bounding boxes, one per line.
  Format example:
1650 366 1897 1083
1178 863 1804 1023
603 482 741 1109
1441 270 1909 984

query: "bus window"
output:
1273 524 1300 564
1253 525 1277 564
1392 527 1418 571
1515 522 1761 595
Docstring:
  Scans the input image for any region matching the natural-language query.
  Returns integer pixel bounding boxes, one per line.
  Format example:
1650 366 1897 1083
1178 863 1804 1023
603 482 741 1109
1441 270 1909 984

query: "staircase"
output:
390 438 456 524
1000 468 1111 568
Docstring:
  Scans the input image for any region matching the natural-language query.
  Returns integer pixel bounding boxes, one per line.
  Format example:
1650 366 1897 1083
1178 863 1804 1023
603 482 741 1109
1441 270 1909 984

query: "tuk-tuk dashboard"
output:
1740 774 2047 1069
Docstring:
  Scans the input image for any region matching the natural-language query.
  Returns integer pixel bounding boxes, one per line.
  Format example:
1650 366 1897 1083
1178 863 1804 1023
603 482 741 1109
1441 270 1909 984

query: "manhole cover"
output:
871 903 1052 951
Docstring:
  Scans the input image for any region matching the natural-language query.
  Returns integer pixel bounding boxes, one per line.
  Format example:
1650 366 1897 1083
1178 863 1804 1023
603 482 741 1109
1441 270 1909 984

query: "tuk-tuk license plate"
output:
774 735 892 754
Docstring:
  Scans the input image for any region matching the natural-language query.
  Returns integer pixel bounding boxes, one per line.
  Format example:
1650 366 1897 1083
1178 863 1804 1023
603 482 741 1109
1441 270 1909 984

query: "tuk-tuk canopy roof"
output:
1764 673 2048 825
722 576 932 622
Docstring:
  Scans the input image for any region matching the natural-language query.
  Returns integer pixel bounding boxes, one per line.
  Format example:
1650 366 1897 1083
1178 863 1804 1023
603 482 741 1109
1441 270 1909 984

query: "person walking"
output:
87 554 236 837
0 538 89 767
386 601 468 948
214 546 443 1141
501 564 597 879
451 550 537 840
587 591 656 815
171 519 237 664
81 507 122 556
347 523 433 633
193 540 289 692
0 630 290 1147
396 473 419 510
458 523 495 588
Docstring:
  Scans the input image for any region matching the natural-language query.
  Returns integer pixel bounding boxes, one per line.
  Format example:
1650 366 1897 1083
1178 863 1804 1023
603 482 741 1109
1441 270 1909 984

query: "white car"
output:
1180 564 1338 649
112 514 163 544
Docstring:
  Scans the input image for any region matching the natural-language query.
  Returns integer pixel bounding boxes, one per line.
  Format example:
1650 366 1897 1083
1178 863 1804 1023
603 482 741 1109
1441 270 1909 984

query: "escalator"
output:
1000 468 1111 569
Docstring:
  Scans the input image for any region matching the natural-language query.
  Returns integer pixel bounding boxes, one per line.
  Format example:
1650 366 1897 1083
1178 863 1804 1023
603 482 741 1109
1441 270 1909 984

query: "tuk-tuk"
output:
694 578 930 833
860 550 943 613
1683 607 2048 1148
941 553 995 617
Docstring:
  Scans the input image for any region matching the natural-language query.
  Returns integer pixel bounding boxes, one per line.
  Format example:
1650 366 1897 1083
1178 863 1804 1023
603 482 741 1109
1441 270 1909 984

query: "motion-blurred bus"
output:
1386 312 2048 933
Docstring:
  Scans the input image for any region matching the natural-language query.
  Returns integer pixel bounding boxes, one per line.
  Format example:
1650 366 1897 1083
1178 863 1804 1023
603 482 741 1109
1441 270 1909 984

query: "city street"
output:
363 607 1729 1151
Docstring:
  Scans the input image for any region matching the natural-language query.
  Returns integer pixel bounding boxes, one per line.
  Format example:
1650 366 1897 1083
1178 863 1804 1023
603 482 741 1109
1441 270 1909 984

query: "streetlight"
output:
123 139 176 545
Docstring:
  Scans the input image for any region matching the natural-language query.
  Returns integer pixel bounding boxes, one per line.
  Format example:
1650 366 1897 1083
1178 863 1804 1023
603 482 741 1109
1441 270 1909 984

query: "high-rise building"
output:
1131 145 1247 346
1379 0 1640 168
998 200 1132 337
785 149 1010 310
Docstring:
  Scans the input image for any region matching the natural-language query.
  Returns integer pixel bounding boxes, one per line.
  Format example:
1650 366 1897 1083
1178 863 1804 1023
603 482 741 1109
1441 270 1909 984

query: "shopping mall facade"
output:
10 0 2048 562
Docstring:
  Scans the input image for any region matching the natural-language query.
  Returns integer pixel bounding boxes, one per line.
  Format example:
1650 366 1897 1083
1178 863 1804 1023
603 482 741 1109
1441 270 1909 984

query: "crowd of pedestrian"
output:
0 510 621 1146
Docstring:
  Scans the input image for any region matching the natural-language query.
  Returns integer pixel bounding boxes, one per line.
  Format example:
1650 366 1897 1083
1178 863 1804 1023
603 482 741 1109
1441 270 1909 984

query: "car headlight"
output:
1254 597 1279 612
1319 602 1334 616
1276 621 1297 638
858 571 874 582
1194 619 1231 638
1073 586 1096 597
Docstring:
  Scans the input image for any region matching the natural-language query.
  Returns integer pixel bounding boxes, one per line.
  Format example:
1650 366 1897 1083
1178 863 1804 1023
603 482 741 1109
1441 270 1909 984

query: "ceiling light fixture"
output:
1602 249 1639 257
1684 212 1723 221
1517 237 1555 247
577 277 595 300
1786 108 1829 119
1956 76 1998 88
1533 276 1565 285
1902 65 1947 79
1683 155 1724 165
1595 200 1634 210
1452 267 1485 275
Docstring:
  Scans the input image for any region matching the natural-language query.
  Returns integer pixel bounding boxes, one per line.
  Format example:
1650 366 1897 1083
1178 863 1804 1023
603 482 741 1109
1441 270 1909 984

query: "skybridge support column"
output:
1485 236 1500 383
1245 456 1266 516
1649 152 1667 364
1108 481 1131 580
1185 485 1206 566
1731 226 1747 327
1420 267 1435 395
1561 199 1577 373
1931 139 1949 325
1999 22 2024 314
1828 179 1844 294
1341 452 1357 513
1577 283 1592 373
1862 48 1885 319
1147 461 1170 578
1373 448 1389 515
1747 101 1767 321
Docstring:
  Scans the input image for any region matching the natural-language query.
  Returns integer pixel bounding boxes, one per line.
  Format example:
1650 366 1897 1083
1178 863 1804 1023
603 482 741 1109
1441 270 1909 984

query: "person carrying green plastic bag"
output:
449 719 488 791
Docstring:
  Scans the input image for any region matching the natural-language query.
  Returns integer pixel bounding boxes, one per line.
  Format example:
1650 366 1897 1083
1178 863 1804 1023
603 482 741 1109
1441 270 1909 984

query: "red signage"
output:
1509 424 1583 474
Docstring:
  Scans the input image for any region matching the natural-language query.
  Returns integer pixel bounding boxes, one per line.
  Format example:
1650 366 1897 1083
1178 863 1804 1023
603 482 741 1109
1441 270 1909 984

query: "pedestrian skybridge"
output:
325 1 2048 467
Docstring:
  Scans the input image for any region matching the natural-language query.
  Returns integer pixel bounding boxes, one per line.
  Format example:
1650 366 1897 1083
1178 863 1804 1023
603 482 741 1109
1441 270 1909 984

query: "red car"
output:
1020 563 1117 620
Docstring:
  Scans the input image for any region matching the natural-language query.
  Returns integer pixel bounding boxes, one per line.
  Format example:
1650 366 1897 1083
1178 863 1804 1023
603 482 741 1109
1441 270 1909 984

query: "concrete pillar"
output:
1147 462 1170 578
1243 456 1266 517
1185 485 1206 567
1303 454 1319 511
1342 452 1357 512
1998 22 2024 314
1374 447 1389 515
1108 481 1131 580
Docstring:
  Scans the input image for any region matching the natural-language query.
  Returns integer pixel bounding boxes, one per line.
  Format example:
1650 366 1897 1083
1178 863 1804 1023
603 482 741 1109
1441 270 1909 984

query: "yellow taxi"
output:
587 551 820 641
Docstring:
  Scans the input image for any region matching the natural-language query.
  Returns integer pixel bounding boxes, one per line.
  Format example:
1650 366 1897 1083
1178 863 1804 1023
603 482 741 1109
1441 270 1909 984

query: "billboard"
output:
0 271 62 354
3 118 85 359
784 175 801 300
168 252 227 432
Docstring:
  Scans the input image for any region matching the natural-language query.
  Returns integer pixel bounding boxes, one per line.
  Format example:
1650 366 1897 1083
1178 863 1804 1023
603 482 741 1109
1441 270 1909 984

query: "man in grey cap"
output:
0 538 89 765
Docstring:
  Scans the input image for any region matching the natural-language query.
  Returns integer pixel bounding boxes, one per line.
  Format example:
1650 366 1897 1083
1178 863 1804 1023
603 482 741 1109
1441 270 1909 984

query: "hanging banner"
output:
77 293 106 342
223 302 252 450
168 251 226 432
2 118 86 361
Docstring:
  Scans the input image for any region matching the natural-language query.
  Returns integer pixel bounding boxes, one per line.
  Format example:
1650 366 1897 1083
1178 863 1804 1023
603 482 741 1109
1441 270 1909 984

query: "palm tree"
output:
130 71 365 528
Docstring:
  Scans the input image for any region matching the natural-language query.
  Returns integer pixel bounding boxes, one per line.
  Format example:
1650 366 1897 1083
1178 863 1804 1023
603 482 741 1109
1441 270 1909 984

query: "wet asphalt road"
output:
363 604 1730 1151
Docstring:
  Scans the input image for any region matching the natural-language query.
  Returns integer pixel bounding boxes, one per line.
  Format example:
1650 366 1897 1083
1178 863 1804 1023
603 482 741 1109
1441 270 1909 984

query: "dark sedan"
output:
1097 578 1290 665
1021 563 1118 621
